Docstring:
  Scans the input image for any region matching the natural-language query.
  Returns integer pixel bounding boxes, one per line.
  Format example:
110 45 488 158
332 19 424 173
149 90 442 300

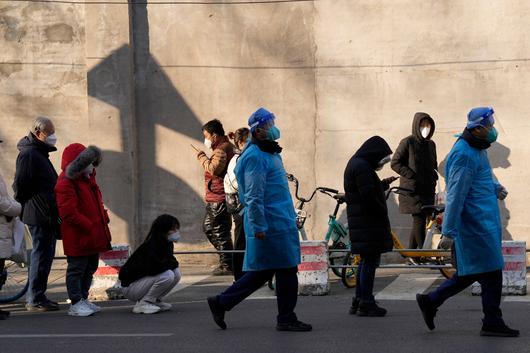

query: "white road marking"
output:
0 334 173 338
375 273 441 301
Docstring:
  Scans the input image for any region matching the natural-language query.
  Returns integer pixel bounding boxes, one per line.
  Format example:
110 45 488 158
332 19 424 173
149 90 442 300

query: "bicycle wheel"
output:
329 241 348 278
341 254 358 288
0 259 29 304
437 241 456 279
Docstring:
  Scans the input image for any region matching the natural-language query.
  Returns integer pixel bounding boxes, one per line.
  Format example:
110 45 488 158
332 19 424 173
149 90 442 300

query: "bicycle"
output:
340 186 455 285
268 174 355 290
0 224 31 304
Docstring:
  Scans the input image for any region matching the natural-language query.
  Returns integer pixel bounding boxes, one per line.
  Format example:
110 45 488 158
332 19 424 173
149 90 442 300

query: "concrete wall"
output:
1 1 529 255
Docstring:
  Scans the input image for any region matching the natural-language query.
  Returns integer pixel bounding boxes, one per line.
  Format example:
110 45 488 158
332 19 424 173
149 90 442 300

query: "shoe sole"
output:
480 330 519 337
132 308 160 314
68 311 94 317
276 327 313 332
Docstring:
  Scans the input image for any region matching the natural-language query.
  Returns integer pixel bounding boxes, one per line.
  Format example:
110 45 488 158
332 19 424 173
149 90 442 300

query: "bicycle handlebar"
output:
286 173 340 204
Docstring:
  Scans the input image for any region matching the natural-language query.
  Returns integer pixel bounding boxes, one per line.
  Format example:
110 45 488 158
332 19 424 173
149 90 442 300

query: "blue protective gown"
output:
235 143 301 271
442 138 504 276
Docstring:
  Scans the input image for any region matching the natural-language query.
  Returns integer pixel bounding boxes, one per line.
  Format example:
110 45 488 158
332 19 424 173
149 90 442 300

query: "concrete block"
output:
89 244 130 301
472 241 526 296
298 241 330 296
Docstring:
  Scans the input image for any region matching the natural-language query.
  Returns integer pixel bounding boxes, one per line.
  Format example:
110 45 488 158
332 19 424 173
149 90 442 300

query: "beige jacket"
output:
0 174 21 258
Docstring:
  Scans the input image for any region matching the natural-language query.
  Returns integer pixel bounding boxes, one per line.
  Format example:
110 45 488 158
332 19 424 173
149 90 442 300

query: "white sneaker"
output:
83 299 101 313
155 301 172 312
132 301 161 314
68 300 95 317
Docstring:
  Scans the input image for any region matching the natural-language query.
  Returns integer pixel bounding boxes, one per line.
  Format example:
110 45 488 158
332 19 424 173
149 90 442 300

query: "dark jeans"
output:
218 266 298 324
27 225 57 305
409 213 427 249
428 269 504 326
231 212 246 281
66 254 99 304
203 202 233 269
355 253 381 305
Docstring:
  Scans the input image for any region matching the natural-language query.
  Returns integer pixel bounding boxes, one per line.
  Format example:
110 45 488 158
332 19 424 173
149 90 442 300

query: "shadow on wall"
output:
438 141 512 240
87 44 204 248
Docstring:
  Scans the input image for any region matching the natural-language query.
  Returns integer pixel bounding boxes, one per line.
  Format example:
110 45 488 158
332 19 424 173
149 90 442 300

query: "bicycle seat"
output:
421 204 445 214
334 193 347 204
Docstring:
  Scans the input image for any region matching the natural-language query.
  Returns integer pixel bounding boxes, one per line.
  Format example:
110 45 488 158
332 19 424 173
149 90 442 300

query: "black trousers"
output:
218 266 299 324
409 213 427 249
203 202 233 269
231 212 246 281
66 254 99 304
428 269 504 326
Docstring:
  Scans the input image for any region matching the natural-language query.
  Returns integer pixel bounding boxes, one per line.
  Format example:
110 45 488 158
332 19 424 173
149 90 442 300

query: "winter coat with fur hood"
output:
0 173 21 259
55 144 111 257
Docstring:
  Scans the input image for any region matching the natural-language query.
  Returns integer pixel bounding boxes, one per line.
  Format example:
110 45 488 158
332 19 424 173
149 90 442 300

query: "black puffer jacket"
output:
13 133 60 227
391 112 438 214
344 136 394 255
119 238 179 287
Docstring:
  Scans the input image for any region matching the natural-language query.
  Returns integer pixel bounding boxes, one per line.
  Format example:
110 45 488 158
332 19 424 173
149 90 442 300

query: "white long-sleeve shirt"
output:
223 154 240 194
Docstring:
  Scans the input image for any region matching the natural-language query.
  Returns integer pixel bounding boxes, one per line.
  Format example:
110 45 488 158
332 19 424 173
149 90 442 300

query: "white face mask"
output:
204 138 212 150
168 230 181 242
45 133 57 147
83 165 94 178
421 127 431 138
376 155 392 171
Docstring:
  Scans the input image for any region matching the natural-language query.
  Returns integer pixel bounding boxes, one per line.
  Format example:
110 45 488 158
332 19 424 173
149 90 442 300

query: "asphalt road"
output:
1 267 528 353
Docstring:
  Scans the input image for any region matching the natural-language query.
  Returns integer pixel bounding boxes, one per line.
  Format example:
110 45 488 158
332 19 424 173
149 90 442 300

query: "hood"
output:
61 143 102 179
353 136 393 168
412 112 435 140
17 133 57 154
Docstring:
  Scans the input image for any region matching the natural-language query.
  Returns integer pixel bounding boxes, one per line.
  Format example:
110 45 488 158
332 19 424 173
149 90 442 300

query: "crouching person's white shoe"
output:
68 300 95 317
83 299 101 313
132 300 161 314
155 300 172 312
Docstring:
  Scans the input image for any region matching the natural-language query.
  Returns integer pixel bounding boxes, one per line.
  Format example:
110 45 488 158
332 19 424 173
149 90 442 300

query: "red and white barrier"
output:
472 241 527 296
298 241 330 296
89 244 130 300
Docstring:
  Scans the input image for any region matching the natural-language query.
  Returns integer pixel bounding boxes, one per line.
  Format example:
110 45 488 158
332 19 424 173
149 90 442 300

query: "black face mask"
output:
252 138 282 154
461 128 491 150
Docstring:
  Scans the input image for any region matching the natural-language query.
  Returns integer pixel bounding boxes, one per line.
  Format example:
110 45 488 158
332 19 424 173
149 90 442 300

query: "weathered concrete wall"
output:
1 0 530 257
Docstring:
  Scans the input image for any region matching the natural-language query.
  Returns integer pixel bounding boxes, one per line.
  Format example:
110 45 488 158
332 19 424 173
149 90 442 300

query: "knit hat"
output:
467 107 495 129
248 108 275 132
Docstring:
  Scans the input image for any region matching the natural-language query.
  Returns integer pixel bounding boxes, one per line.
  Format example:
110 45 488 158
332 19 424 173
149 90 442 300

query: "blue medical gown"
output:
235 144 301 271
442 139 504 276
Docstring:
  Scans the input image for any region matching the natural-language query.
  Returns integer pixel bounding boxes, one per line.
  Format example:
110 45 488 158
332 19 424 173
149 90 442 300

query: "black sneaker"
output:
276 320 313 332
416 294 437 330
357 303 387 317
26 301 60 312
349 298 360 315
480 324 520 337
0 309 9 320
207 296 227 330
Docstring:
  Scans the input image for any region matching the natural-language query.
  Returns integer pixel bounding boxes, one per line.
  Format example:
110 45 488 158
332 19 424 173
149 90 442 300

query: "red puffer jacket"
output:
55 143 111 257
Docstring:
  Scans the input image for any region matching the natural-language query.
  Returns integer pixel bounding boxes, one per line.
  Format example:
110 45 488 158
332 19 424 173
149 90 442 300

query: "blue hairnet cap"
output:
467 107 495 129
248 108 275 132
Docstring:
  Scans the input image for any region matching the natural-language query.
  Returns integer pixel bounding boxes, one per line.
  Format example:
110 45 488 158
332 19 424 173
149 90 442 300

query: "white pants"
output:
122 269 181 303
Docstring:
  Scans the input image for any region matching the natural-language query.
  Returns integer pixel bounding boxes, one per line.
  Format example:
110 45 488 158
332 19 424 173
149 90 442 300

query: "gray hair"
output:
32 116 54 133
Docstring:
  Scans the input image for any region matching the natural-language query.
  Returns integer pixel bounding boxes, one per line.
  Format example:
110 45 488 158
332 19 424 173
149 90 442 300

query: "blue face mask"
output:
267 126 281 141
486 126 498 143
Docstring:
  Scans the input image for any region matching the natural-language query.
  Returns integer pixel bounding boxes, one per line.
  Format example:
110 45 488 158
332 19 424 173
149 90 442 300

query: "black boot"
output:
349 298 360 315
207 296 227 330
480 323 520 337
276 320 313 332
358 302 387 317
416 294 437 330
